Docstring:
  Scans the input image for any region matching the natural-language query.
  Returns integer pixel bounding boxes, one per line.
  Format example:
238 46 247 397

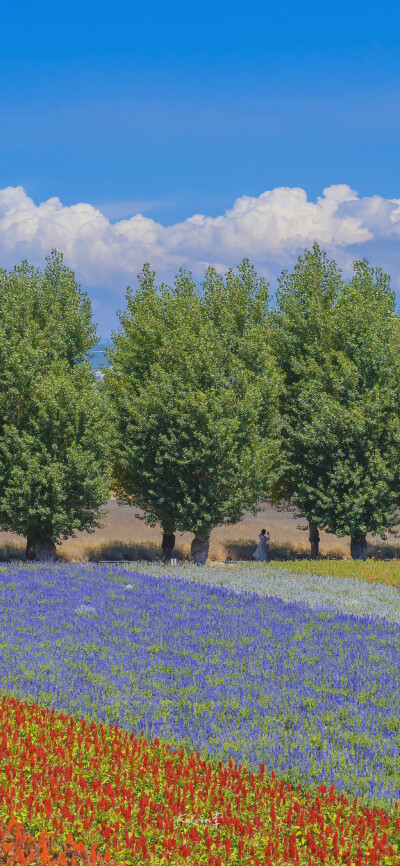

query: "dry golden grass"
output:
1 499 400 562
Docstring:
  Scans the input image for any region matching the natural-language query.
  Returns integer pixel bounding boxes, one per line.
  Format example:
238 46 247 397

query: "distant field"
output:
1 499 400 561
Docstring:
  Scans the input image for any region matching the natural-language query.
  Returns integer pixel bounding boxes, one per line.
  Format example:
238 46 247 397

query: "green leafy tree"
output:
289 260 400 559
271 249 400 559
0 251 111 560
106 262 281 563
269 242 343 556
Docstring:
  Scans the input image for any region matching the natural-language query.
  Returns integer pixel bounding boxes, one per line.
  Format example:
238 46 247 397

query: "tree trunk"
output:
191 532 210 565
308 520 320 559
26 536 57 562
162 532 176 562
350 532 367 561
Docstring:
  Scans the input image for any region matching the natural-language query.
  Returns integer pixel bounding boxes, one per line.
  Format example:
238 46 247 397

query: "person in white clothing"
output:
252 528 270 561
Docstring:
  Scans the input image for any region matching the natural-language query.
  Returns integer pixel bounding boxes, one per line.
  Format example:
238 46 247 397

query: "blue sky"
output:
1 0 400 336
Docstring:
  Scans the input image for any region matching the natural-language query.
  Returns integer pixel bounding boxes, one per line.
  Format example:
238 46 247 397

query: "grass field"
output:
278 558 400 590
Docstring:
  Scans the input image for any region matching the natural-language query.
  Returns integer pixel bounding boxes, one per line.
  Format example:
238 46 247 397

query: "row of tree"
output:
1 245 400 562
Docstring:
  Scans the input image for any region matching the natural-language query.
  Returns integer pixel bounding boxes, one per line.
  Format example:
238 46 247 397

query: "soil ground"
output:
1 500 400 561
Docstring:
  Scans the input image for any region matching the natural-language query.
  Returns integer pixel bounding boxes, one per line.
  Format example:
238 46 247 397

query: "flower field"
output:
0 561 400 864
277 560 400 591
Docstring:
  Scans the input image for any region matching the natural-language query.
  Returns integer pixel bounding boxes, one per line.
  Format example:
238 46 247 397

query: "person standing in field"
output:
252 528 270 561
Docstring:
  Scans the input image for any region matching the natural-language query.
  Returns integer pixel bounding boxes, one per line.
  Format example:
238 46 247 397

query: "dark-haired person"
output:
252 528 270 562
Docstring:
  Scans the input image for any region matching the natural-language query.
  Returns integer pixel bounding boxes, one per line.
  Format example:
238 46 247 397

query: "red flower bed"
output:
0 694 399 865
0 817 118 865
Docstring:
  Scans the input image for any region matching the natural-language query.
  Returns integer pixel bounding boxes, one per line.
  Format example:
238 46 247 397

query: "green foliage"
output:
270 245 400 542
0 250 96 371
270 241 342 388
106 260 282 536
269 242 343 514
0 251 111 546
297 260 400 539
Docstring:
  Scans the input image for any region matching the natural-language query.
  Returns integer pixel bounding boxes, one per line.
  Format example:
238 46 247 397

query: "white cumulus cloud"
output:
1 183 400 333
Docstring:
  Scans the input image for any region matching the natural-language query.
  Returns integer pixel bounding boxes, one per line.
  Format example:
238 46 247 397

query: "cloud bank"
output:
1 183 400 332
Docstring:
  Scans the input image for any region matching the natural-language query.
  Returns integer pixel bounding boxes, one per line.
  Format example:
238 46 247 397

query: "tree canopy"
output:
268 242 343 555
295 260 400 558
270 247 400 559
0 245 399 563
0 251 111 559
106 261 282 562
